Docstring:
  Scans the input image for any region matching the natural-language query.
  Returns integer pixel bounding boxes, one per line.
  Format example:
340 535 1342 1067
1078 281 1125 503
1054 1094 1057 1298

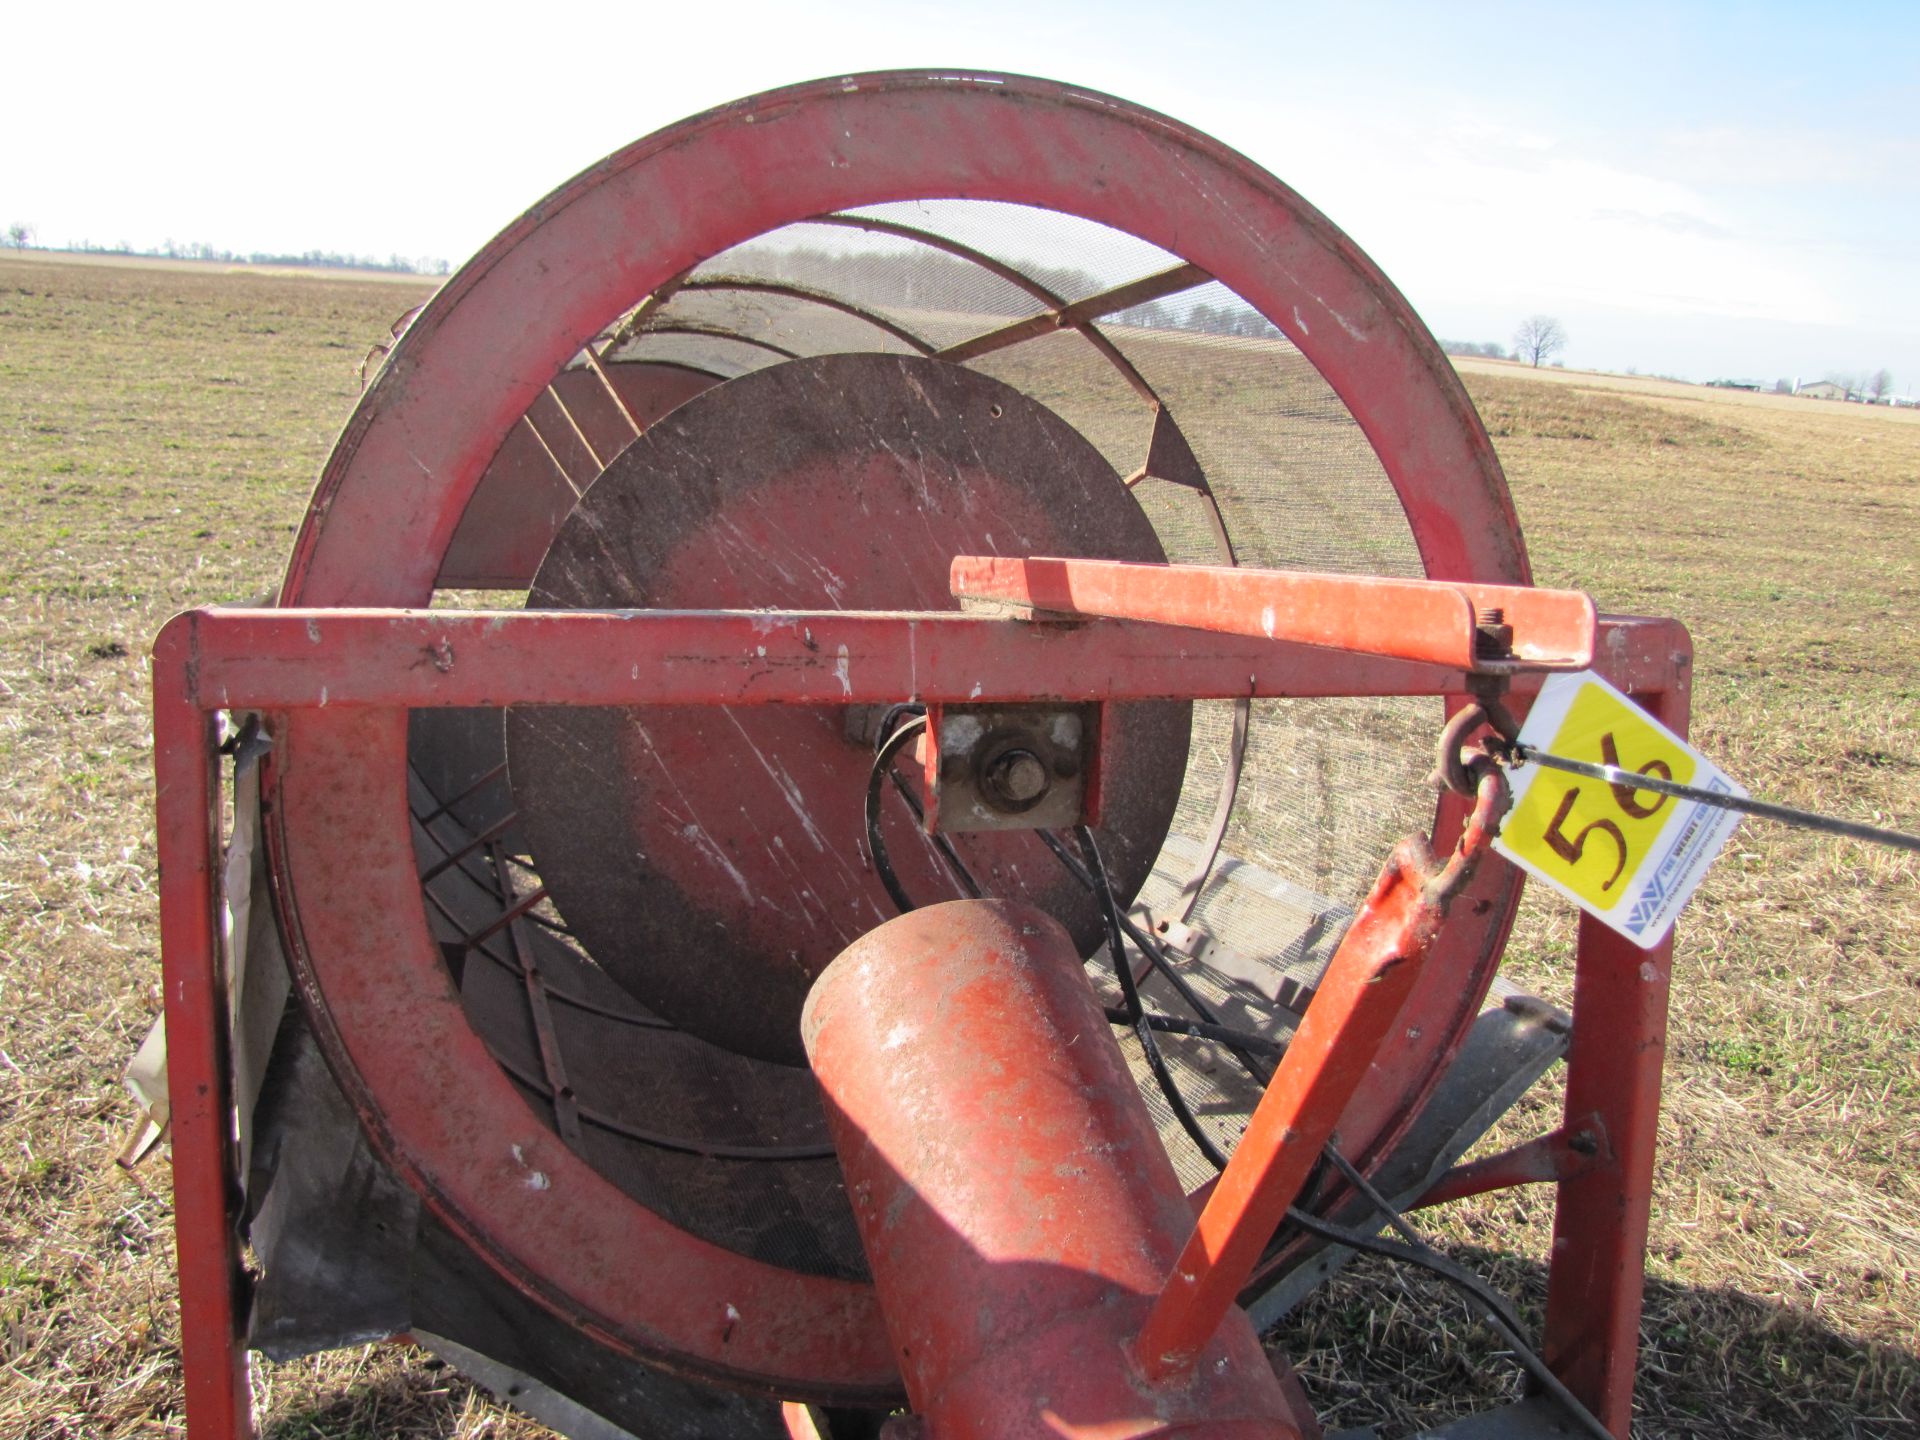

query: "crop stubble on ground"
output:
0 252 1914 1436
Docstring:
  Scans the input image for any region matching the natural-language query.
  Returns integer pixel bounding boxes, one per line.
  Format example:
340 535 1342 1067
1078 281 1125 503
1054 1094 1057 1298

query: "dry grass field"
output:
1 249 1915 1437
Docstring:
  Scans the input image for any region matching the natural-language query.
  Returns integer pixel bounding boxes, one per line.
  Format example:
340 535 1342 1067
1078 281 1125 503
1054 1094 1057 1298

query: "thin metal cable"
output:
1508 744 1920 854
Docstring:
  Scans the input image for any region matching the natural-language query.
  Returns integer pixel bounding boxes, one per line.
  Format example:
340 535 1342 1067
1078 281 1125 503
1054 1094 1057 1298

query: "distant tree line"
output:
4 229 451 275
1441 338 1509 360
717 245 1280 337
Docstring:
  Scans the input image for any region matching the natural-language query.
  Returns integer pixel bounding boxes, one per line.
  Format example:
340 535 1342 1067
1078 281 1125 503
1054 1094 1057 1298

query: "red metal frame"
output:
145 70 1695 1440
154 581 1688 1439
153 670 249 1438
1541 661 1690 1429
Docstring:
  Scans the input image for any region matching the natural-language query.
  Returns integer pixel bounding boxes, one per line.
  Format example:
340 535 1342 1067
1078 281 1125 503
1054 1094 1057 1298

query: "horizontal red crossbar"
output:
155 605 1674 715
949 557 1598 672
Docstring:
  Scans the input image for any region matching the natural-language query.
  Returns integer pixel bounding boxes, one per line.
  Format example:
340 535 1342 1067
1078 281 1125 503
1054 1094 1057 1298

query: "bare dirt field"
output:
0 251 1915 1437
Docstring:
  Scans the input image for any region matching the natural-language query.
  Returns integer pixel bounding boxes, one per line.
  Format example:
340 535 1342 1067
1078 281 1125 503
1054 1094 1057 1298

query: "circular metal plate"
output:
507 353 1191 1063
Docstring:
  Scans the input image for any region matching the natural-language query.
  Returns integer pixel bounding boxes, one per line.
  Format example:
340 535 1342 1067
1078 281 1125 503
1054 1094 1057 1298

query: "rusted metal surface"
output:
934 262 1212 366
949 557 1597 673
409 768 866 1276
149 608 1685 715
923 703 1093 833
1134 767 1511 1382
265 705 905 1403
506 354 1189 1064
488 845 583 1146
808 211 1166 408
802 900 1308 1439
675 278 939 354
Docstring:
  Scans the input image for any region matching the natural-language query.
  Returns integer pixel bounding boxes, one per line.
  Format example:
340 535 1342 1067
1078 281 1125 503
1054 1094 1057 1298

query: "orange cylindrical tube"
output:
801 899 1311 1440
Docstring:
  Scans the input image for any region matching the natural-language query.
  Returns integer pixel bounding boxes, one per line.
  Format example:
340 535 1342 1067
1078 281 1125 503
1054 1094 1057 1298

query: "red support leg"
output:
154 629 251 1439
1541 918 1673 1435
1542 637 1689 1436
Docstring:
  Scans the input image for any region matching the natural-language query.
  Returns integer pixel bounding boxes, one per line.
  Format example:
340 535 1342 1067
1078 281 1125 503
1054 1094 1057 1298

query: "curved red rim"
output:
269 70 1527 1395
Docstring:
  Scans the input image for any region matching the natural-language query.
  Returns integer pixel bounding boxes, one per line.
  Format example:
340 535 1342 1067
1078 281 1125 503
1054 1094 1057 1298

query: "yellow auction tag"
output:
1494 671 1744 947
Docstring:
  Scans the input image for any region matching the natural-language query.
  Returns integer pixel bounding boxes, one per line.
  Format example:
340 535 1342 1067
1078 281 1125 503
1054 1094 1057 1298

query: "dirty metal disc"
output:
507 353 1191 1064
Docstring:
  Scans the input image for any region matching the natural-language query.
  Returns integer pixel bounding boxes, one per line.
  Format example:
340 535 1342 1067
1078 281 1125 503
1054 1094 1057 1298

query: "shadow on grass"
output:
248 1247 1915 1439
256 1356 539 1440
1272 1244 1917 1440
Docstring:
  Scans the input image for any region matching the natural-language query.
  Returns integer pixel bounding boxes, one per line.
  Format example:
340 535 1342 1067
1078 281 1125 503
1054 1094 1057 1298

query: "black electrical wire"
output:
862 729 1285 1067
1072 816 1606 1434
1296 1146 1616 1440
1077 825 1234 1170
1103 1008 1284 1055
865 708 988 912
864 716 927 915
1039 825 1274 1086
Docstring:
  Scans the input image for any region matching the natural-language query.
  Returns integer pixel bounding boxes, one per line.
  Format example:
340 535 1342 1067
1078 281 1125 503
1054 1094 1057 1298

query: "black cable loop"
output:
1076 825 1232 1170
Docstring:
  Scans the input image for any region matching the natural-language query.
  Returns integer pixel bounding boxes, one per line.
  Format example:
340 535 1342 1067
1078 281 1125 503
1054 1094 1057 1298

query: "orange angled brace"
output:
1132 768 1511 1383
950 555 1597 672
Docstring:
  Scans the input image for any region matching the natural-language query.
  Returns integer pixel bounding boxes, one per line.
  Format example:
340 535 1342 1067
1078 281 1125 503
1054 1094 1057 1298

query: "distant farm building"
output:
1794 380 1848 401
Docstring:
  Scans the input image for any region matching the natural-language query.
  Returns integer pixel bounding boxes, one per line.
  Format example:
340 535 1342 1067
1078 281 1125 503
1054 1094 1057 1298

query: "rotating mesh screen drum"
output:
244 72 1544 1435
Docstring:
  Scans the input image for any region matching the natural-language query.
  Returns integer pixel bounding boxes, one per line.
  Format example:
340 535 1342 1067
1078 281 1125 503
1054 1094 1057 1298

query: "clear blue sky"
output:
7 2 1915 389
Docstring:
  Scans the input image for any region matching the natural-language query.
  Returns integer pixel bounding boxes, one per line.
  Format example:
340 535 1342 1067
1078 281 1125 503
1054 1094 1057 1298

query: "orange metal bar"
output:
806 901 1303 1437
1133 844 1440 1381
1133 769 1510 1384
949 555 1597 672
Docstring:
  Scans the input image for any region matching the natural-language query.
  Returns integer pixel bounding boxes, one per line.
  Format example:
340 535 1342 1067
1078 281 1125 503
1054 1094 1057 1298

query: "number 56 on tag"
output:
1494 671 1744 948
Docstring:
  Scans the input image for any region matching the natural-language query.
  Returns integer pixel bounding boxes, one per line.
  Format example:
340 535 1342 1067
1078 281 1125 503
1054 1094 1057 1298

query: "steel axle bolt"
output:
984 749 1049 808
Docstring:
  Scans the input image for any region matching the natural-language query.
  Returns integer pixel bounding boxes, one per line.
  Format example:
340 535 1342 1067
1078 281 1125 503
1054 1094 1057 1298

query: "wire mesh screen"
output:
964 328 1154 481
839 200 1185 302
